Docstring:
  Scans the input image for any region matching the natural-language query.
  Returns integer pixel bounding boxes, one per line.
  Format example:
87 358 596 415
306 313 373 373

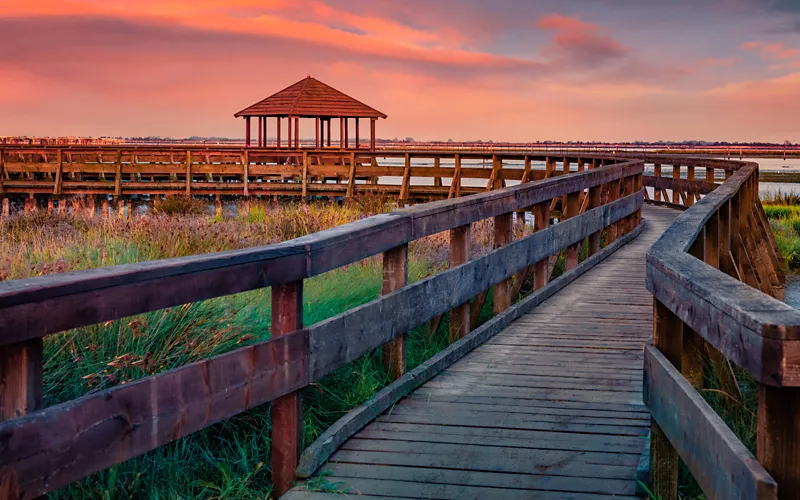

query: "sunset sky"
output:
1 0 799 142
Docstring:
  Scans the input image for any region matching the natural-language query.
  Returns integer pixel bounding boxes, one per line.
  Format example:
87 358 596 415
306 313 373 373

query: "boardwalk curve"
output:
286 206 676 499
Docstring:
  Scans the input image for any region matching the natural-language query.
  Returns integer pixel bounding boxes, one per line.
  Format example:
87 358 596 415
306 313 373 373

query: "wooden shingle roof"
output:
234 77 387 119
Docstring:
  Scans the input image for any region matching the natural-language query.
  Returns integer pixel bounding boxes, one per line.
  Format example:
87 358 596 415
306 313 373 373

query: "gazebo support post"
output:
370 118 377 151
295 117 299 149
263 117 268 148
245 117 251 148
277 117 282 149
327 119 332 147
288 116 293 151
339 117 345 150
258 117 263 147
355 118 360 149
316 118 321 149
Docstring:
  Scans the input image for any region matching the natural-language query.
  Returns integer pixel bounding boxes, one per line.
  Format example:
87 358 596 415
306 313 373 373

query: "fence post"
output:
654 163 662 202
382 245 408 380
271 281 304 498
534 201 551 290
650 299 683 500
449 225 471 342
758 386 800 499
565 191 581 271
493 213 512 313
0 338 43 498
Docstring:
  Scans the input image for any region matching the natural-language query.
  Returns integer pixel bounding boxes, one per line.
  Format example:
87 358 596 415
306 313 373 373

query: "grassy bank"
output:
1 198 508 498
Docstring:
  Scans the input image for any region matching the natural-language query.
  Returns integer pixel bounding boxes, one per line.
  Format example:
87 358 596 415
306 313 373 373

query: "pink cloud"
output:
741 40 800 61
536 13 627 62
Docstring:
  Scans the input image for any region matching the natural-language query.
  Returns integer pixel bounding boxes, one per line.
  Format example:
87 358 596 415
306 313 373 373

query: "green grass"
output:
1 199 504 499
762 202 800 269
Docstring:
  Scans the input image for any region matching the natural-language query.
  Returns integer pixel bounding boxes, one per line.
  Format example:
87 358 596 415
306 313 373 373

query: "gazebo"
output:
234 76 387 151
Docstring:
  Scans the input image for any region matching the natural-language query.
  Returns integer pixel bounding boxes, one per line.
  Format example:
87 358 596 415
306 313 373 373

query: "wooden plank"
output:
758 385 800 499
0 330 308 498
645 346 778 500
296 219 646 480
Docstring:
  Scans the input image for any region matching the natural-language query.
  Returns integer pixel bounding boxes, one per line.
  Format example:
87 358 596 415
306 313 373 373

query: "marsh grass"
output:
1 198 505 498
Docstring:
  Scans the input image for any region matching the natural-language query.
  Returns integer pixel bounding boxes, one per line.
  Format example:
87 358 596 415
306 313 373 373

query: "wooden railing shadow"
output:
0 156 644 498
643 156 796 499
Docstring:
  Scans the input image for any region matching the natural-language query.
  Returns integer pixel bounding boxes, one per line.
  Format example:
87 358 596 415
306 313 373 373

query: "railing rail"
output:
643 156 796 499
0 147 628 212
0 155 643 498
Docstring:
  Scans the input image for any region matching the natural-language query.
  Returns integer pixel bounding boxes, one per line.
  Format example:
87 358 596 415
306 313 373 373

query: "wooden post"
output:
588 182 602 256
355 117 360 149
449 225 470 343
758 386 800 499
1 198 9 218
650 299 683 500
682 228 707 388
448 154 462 199
607 179 621 244
433 158 442 188
327 119 332 147
346 152 356 199
370 118 376 151
316 118 321 149
263 116 268 147
245 117 251 147
0 147 4 196
102 198 109 219
654 164 662 202
344 118 349 149
0 339 43 426
87 196 95 218
565 191 581 270
270 281 304 499
277 117 282 149
686 165 696 207
114 150 123 198
288 116 293 151
493 213 513 313
294 117 299 149
399 153 411 203
301 152 309 201
339 117 345 150
382 245 408 381
185 150 192 196
258 117 263 147
671 165 680 205
534 201 551 290
54 148 63 195
242 150 249 198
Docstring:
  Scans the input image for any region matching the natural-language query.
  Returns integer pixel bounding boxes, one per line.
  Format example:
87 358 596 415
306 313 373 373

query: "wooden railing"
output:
644 157 796 499
0 155 644 498
0 147 631 216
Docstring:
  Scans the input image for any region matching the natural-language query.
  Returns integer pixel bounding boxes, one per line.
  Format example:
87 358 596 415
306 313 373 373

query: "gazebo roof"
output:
234 77 387 119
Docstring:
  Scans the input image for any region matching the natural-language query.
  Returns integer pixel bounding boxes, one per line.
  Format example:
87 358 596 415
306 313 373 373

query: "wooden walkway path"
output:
286 206 677 499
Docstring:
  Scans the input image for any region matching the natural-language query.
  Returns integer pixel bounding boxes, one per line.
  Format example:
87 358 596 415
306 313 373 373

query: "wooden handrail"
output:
642 156 797 499
0 155 644 498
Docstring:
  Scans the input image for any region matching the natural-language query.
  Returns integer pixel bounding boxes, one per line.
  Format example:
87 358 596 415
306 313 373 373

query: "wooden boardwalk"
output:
287 206 677 499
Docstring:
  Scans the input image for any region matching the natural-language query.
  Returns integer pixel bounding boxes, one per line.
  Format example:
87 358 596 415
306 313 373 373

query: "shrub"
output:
153 196 209 216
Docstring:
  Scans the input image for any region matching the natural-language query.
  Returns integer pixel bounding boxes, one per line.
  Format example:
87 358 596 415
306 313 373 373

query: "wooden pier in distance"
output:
0 152 797 500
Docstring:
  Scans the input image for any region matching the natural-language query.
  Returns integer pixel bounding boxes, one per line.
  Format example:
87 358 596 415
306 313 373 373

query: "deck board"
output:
286 206 677 499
